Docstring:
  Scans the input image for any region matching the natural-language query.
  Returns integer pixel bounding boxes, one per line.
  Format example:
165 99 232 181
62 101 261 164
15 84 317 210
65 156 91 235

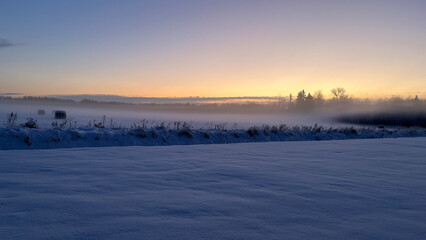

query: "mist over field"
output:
1 91 425 150
1 89 425 130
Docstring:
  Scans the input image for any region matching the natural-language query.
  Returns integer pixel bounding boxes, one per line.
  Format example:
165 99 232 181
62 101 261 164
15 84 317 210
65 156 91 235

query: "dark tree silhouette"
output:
296 90 306 105
305 93 314 106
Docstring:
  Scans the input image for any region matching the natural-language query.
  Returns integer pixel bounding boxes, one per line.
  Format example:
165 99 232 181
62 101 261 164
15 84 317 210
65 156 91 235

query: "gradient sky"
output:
1 0 426 98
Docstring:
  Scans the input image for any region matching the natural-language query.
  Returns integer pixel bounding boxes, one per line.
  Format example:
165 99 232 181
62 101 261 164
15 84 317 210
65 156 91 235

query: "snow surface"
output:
1 125 426 150
1 138 426 239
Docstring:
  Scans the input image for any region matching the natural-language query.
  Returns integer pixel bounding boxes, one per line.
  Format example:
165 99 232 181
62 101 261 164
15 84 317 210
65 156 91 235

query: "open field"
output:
2 102 426 150
1 138 426 239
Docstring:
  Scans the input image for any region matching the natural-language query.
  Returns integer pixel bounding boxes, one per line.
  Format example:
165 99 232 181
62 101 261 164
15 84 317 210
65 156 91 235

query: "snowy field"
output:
2 123 426 150
2 102 426 150
1 138 426 239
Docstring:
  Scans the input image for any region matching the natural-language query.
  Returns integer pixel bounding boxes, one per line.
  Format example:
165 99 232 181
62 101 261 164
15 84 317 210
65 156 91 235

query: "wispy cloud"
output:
0 93 23 96
0 38 18 49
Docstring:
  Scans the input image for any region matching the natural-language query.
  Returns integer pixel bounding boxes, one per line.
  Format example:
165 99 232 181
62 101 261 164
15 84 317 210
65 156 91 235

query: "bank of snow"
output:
1 138 426 239
1 125 426 150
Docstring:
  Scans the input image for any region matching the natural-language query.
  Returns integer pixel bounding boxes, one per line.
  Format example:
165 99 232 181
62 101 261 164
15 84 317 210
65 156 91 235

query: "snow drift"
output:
1 124 425 150
1 138 425 239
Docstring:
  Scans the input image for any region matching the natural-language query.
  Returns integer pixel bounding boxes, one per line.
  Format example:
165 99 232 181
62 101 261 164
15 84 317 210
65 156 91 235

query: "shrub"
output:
154 122 168 130
131 119 148 130
271 125 279 134
340 127 357 135
94 122 105 128
313 124 323 133
278 124 289 132
94 115 106 128
178 129 193 138
177 122 193 138
6 112 17 128
52 121 67 129
214 123 227 131
260 124 270 133
135 130 147 138
22 118 39 129
248 126 260 137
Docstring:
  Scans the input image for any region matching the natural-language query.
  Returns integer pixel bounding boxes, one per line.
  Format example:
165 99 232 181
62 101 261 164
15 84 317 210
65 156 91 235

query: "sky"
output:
1 0 426 98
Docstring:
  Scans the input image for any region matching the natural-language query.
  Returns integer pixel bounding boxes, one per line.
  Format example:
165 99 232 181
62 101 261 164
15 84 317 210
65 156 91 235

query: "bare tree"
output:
313 90 325 105
331 88 350 103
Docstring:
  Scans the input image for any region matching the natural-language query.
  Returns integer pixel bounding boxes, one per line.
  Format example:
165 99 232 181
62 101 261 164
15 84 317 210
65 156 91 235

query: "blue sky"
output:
1 0 426 98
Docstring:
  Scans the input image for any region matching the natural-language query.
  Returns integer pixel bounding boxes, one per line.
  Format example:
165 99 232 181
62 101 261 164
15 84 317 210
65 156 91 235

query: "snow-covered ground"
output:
1 138 426 239
2 100 426 150
2 125 426 150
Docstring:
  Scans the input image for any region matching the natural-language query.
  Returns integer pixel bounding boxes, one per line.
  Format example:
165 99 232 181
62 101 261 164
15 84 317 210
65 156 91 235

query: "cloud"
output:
0 38 18 49
0 93 23 96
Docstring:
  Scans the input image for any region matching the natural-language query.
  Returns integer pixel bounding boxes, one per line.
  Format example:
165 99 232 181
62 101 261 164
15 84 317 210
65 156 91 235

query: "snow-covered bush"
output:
177 122 193 138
